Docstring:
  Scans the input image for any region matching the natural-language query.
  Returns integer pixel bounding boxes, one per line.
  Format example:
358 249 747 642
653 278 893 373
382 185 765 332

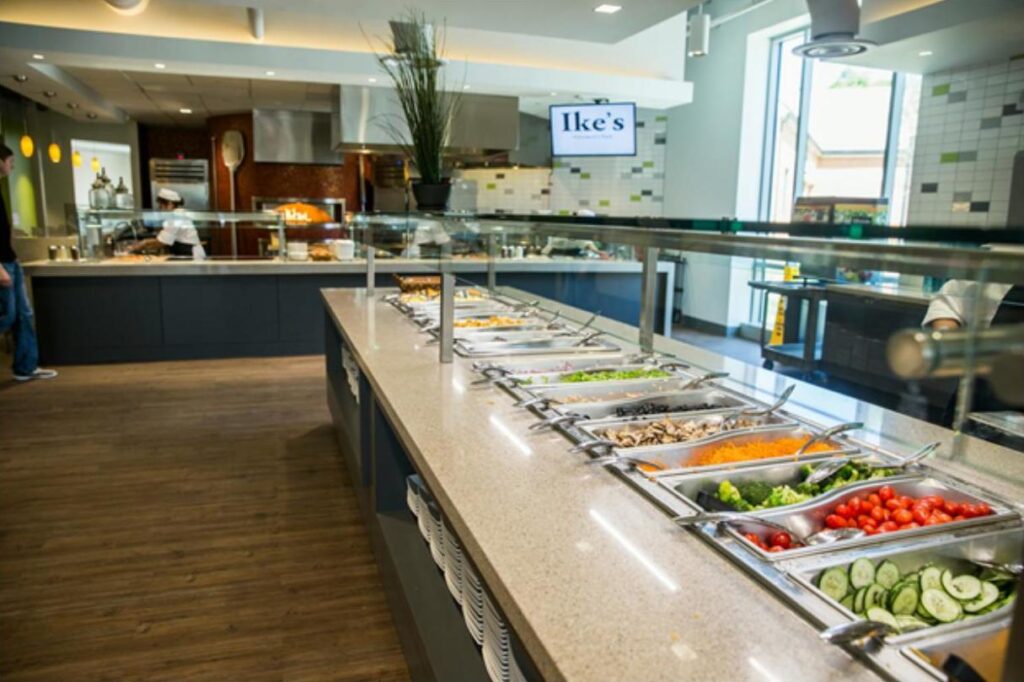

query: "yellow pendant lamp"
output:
90 156 100 172
48 142 62 164
20 133 34 158
72 150 83 168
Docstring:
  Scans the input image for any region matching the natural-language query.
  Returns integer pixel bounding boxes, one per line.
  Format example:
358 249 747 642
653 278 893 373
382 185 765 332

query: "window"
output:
759 29 922 226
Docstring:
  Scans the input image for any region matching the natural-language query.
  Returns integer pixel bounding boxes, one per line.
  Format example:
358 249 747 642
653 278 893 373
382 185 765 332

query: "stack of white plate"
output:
442 522 464 605
483 592 511 682
462 562 485 645
406 475 422 518
427 501 445 567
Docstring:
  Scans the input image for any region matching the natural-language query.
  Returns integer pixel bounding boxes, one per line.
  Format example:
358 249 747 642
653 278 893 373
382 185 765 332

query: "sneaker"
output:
13 368 59 382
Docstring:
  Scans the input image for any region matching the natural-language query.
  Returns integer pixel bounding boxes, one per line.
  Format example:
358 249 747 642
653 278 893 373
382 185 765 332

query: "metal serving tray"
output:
526 377 704 407
509 362 690 389
788 526 1022 648
560 388 751 422
611 423 858 476
724 477 1017 563
658 452 905 514
577 409 796 454
453 334 621 358
474 354 649 377
444 328 580 345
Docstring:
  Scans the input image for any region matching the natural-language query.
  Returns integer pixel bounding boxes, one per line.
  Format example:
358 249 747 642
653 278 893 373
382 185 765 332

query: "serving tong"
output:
719 384 795 429
803 440 940 487
674 511 865 546
794 421 864 456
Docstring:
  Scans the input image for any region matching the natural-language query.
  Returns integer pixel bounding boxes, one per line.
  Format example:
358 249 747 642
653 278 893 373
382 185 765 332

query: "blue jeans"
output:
0 262 39 376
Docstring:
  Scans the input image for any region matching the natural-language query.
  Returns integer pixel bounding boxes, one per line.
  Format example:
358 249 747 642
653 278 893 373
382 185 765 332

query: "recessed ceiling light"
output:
919 50 933 57
154 62 166 69
13 74 28 83
67 102 79 109
265 70 275 76
368 77 377 83
550 92 558 96
594 4 622 13
179 107 193 114
87 112 98 119
463 84 471 89
43 90 56 98
32 54 45 60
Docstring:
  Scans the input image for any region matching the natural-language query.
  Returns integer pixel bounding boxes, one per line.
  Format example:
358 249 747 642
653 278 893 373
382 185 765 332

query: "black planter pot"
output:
412 181 452 211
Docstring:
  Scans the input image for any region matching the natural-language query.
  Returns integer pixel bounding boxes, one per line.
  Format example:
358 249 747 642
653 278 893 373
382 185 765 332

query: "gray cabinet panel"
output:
161 276 279 345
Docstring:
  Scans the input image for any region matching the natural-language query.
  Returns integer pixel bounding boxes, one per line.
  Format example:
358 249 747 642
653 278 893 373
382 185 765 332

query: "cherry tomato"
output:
943 501 962 516
835 503 853 519
847 497 862 514
870 506 886 523
864 526 880 536
976 503 992 516
893 509 913 525
937 512 953 524
878 485 895 502
758 541 770 551
953 515 965 522
855 515 872 528
906 522 920 529
867 493 882 507
825 514 847 529
926 495 946 509
898 496 915 509
744 532 761 545
924 517 941 526
912 508 930 525
880 521 899 532
860 499 875 513
899 523 915 530
770 532 792 549
885 499 903 511
961 504 977 519
768 544 785 553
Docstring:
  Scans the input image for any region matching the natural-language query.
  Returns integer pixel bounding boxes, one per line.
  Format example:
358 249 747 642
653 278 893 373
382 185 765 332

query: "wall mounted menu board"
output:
549 102 637 157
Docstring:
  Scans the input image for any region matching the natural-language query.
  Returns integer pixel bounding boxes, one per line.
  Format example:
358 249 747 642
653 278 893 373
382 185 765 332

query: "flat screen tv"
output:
549 102 637 157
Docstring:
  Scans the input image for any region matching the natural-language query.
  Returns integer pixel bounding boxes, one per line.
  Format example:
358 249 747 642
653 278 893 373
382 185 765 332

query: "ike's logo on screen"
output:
561 110 626 133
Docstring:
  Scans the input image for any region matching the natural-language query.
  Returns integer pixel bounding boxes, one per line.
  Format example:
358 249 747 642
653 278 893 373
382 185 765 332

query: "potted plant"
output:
375 12 461 211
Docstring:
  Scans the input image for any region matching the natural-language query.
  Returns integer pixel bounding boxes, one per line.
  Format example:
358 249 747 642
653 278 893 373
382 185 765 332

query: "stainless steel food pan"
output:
509 362 690 389
527 378 705 407
453 335 621 358
560 388 751 422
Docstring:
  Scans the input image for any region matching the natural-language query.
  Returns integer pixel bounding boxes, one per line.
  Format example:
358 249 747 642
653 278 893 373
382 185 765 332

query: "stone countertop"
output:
23 257 671 278
322 288 897 682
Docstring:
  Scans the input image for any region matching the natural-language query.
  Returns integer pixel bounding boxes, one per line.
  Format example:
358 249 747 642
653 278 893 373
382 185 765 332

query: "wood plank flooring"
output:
0 357 410 682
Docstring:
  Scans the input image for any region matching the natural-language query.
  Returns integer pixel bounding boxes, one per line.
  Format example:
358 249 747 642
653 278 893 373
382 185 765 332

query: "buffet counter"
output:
23 259 672 364
322 287 1024 682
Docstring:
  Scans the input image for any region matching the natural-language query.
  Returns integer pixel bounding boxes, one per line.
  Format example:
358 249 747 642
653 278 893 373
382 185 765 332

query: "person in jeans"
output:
0 144 57 381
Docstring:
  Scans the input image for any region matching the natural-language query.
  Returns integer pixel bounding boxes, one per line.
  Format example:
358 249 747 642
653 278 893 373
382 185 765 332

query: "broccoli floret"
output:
764 484 813 508
716 480 752 511
795 480 820 496
736 480 774 507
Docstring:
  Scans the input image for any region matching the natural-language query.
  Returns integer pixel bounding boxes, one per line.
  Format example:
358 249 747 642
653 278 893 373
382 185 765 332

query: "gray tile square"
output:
980 117 1002 130
953 191 973 202
948 91 968 103
958 151 978 162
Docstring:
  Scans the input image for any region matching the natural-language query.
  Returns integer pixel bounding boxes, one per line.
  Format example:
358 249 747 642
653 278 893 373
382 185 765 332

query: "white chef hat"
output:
157 188 183 203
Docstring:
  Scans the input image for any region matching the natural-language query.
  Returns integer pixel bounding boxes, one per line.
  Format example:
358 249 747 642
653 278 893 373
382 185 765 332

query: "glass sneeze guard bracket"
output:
366 246 376 296
439 271 455 364
487 233 498 291
639 246 659 354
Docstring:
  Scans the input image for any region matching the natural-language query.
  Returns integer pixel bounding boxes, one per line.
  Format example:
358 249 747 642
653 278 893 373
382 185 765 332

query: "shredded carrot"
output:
687 436 835 468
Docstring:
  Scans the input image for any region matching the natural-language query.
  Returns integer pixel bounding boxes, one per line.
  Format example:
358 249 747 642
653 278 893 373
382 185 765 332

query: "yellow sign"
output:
768 264 800 346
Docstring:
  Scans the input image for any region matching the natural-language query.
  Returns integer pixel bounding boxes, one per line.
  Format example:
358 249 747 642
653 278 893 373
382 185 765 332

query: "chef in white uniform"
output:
131 188 206 259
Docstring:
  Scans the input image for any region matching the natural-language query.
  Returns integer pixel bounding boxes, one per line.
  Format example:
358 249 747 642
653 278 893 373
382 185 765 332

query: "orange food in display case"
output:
273 203 334 225
688 436 836 467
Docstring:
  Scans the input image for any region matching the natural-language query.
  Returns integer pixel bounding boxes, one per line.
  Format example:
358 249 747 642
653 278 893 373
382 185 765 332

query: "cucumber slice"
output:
819 567 851 602
853 586 869 614
875 561 901 589
850 558 876 589
890 585 919 615
921 588 964 623
920 566 943 592
964 581 1001 613
942 571 982 601
895 615 930 633
866 607 899 631
840 594 855 611
865 583 888 611
978 567 1016 586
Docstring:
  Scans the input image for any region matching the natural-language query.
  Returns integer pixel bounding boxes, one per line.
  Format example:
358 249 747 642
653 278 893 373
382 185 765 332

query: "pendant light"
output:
72 150 83 168
20 133 34 158
48 142 62 164
90 156 101 172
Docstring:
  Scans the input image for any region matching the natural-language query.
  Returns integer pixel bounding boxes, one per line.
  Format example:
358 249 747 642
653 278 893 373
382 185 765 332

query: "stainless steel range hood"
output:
330 85 519 157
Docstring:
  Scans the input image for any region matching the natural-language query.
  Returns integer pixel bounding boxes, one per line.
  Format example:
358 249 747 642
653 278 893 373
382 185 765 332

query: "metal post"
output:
439 271 455 363
230 220 238 259
639 246 659 354
487 234 498 291
366 246 376 296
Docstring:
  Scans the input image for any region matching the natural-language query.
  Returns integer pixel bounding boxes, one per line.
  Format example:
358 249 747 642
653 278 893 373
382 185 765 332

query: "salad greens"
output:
713 460 900 512
519 367 671 386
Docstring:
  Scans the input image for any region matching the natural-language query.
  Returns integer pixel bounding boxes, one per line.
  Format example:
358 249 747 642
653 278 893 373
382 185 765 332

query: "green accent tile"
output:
655 115 668 122
940 152 959 164
580 172 591 180
485 182 498 190
629 194 642 202
557 209 572 216
1010 53 1024 62
932 84 950 96
642 161 655 168
598 199 611 207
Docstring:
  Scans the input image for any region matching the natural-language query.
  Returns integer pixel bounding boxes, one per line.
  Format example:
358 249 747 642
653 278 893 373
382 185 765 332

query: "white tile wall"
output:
449 108 669 217
907 57 1024 227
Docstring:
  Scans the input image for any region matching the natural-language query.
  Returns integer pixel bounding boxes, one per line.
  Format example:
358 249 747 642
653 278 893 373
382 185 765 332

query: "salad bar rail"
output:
324 285 1024 682
391 286 1021 682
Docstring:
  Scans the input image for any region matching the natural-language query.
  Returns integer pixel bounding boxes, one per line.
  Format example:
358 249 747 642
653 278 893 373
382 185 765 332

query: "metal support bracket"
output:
639 246 659 354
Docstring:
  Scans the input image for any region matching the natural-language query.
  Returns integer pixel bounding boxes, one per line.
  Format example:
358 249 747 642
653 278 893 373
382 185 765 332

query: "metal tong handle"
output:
529 413 582 431
587 453 666 471
513 299 540 312
820 620 894 646
673 511 793 537
574 330 605 347
471 366 511 385
570 439 618 454
657 360 690 372
796 421 863 456
514 396 553 410
722 384 795 427
682 371 730 391
900 441 940 468
544 311 562 329
576 311 601 334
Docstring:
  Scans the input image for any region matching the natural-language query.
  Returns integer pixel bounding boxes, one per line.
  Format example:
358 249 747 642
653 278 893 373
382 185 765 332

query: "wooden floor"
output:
0 356 410 682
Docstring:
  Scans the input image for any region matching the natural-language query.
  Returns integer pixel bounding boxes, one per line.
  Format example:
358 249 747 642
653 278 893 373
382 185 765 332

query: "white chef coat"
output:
156 215 206 260
922 281 1012 329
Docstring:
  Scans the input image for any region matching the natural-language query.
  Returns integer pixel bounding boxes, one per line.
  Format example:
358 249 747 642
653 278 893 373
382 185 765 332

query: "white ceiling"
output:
171 0 688 44
60 68 335 126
